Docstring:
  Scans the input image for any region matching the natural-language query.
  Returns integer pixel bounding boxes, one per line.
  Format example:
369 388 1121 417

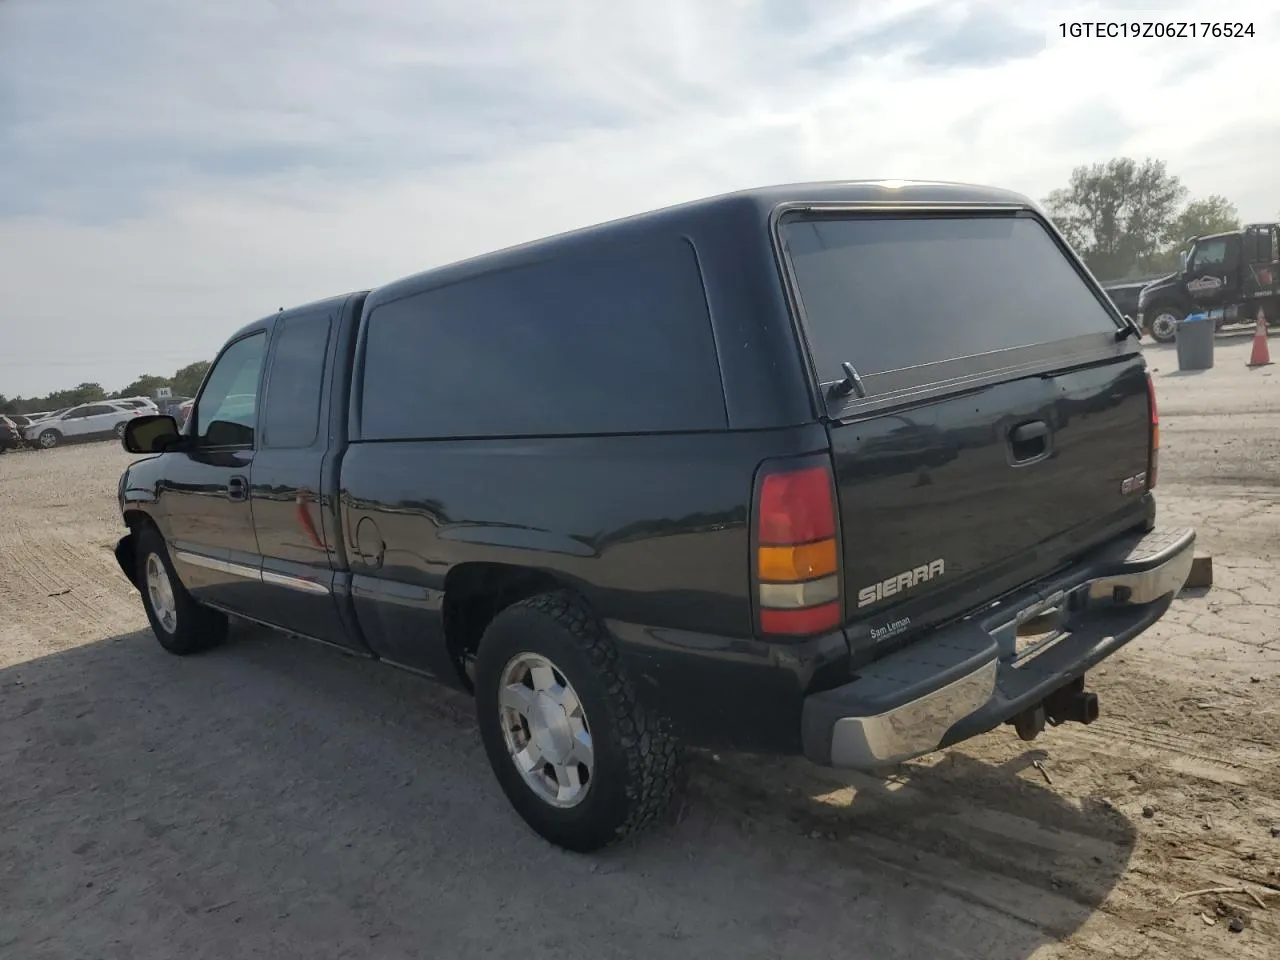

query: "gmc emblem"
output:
1120 472 1147 495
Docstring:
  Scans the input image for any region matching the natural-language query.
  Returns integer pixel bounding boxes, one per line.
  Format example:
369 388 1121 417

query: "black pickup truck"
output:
114 181 1195 852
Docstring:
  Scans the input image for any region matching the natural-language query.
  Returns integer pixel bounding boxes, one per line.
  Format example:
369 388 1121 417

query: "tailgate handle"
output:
1008 420 1050 463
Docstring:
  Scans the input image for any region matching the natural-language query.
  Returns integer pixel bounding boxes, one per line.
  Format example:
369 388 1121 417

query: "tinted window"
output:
780 214 1118 388
263 312 332 448
195 332 266 447
81 404 116 417
360 236 724 440
63 406 91 419
1190 238 1228 271
1250 228 1276 264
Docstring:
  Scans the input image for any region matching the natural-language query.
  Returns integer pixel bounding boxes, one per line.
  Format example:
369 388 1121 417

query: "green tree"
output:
113 374 171 399
1044 157 1188 281
169 361 211 397
43 382 106 409
1144 195 1243 273
1169 195 1240 248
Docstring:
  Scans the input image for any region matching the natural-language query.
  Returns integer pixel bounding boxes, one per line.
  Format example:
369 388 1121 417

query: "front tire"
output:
38 429 61 449
474 591 680 852
134 526 228 655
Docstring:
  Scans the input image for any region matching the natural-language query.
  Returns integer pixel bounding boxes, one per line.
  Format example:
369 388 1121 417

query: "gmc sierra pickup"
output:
114 180 1195 852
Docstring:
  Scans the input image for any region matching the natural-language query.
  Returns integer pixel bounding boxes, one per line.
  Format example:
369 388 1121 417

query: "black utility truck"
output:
1139 222 1280 343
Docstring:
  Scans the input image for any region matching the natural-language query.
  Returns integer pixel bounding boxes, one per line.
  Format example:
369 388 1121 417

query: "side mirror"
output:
122 414 182 454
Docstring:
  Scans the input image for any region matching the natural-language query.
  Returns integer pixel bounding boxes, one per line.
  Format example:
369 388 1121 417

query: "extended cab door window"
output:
193 333 267 448
261 313 332 449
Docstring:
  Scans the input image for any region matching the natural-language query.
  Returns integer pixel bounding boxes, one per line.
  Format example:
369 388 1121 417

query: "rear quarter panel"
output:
338 426 831 669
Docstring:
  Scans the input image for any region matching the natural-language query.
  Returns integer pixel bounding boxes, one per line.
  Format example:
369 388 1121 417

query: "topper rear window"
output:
778 211 1121 402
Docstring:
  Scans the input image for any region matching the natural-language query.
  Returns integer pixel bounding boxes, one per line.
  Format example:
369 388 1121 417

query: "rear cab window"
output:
776 211 1124 410
358 235 726 440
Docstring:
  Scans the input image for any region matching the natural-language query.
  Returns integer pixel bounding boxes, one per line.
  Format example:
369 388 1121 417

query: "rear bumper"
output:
801 525 1196 769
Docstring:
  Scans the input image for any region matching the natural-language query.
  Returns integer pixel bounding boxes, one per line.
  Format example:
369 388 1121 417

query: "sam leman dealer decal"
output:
870 617 912 642
857 559 945 609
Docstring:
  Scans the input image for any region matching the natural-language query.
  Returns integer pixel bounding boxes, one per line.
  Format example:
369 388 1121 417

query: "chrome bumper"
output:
829 660 999 770
807 525 1196 770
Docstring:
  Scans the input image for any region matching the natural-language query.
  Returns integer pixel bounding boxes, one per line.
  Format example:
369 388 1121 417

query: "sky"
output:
2 0 1278 398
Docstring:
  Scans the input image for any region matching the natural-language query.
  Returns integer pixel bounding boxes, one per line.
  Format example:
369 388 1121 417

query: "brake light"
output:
753 460 841 636
1146 372 1159 489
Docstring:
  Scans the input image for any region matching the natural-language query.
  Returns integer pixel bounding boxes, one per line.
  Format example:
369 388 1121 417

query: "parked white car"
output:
112 396 160 414
23 401 146 449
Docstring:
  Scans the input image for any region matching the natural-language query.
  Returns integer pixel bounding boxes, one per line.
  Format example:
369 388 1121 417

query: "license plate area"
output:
991 585 1091 667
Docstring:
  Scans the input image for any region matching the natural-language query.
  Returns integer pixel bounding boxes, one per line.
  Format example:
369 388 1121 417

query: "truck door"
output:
1184 235 1236 313
56 405 96 440
247 302 362 650
162 330 268 613
1243 224 1280 312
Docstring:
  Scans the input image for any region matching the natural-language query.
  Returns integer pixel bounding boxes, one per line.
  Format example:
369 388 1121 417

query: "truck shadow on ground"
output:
0 624 1136 960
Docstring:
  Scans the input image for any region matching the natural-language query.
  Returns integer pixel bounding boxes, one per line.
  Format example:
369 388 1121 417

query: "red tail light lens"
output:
757 466 836 545
1146 372 1159 489
753 460 841 637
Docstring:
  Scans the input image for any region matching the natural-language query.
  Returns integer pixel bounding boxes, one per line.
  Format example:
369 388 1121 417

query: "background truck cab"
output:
1139 222 1280 342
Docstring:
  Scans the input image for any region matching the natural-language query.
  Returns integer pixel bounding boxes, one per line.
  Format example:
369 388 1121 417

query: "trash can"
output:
1175 312 1215 370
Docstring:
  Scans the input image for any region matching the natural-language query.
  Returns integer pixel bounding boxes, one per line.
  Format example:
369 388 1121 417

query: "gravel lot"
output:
2 335 1278 959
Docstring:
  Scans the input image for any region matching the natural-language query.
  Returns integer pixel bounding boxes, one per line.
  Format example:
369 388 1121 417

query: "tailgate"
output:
830 358 1150 622
777 207 1153 640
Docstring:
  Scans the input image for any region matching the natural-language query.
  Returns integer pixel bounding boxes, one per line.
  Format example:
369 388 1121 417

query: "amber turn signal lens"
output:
757 538 838 582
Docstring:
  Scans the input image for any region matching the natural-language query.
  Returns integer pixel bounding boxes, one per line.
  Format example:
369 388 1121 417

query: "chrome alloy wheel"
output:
498 652 594 808
145 552 178 634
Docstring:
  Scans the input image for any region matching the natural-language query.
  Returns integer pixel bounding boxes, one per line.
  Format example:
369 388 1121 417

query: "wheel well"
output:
442 563 575 692
123 509 156 534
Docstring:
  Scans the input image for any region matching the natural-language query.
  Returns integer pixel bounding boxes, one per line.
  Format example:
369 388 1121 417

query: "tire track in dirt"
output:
687 747 1135 940
0 443 146 662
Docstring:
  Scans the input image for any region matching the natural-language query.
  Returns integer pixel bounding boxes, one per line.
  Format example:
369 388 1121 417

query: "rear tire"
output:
114 421 128 439
1147 308 1183 344
474 591 680 852
134 526 228 655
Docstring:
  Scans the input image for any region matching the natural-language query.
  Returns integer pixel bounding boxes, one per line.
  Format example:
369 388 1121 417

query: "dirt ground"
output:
2 334 1278 960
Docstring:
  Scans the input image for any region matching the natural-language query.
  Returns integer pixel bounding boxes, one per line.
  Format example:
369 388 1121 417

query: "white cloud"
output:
1 0 1277 395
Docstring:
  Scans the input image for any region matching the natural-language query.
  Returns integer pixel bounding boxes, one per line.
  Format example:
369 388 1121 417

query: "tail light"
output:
1146 372 1159 489
753 458 842 636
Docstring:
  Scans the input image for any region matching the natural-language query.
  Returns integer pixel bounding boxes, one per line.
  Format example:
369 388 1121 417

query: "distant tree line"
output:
0 360 211 416
1043 157 1253 282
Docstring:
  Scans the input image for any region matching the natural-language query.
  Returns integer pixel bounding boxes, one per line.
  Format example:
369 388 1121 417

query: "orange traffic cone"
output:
1247 307 1272 368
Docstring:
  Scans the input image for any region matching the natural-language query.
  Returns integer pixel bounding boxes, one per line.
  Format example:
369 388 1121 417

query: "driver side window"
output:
1190 239 1227 272
193 332 267 448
